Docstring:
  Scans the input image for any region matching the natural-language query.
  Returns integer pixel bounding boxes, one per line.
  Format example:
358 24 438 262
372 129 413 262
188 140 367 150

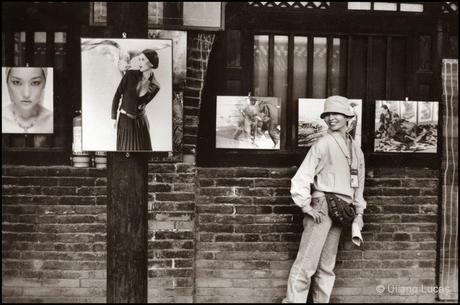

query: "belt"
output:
120 109 141 119
312 190 326 198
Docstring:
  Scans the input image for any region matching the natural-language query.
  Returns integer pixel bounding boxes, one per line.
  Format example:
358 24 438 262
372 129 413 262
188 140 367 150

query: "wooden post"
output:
104 3 149 302
107 152 148 303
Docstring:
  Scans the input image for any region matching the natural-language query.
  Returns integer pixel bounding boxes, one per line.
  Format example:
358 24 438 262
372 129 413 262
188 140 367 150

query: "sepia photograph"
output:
374 100 439 153
298 98 362 147
81 38 172 152
148 2 223 29
216 95 281 149
148 30 186 154
2 67 53 134
2 3 458 305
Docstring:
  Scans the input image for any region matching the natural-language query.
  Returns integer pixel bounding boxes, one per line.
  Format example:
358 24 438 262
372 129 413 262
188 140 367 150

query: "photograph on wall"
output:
2 67 54 134
374 100 439 153
298 98 362 147
216 95 281 149
81 38 172 152
148 30 186 156
148 2 223 29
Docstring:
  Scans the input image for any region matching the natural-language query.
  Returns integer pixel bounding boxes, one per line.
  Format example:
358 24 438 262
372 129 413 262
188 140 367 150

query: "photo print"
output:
298 98 362 147
148 30 186 156
2 67 54 134
148 2 223 29
375 100 439 153
81 38 172 152
216 95 281 149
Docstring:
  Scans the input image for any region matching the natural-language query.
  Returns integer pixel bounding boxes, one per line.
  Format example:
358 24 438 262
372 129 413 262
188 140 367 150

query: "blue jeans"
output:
283 196 342 303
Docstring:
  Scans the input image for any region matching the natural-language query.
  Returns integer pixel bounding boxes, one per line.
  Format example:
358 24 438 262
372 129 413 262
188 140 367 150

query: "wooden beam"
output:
107 152 148 303
105 4 150 301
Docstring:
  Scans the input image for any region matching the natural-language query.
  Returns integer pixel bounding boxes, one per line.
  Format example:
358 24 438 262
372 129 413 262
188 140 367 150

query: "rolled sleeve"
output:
291 143 322 213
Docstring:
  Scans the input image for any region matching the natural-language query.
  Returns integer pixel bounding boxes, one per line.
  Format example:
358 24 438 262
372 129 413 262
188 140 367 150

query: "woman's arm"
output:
291 142 324 213
111 73 127 120
138 73 160 108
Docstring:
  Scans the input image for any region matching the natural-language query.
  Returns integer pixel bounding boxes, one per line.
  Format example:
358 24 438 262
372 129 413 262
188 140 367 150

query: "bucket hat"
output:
320 95 354 119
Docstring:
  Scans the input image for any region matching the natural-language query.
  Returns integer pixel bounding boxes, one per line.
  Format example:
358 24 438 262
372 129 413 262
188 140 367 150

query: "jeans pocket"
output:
313 196 329 214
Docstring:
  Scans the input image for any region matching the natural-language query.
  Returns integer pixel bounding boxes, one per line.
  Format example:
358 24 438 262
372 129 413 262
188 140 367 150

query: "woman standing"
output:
2 67 53 133
111 49 160 151
283 95 366 303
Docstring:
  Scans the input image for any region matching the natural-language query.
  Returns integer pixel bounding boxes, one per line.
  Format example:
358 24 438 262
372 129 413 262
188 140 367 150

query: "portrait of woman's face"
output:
7 67 46 112
2 67 54 134
138 53 154 72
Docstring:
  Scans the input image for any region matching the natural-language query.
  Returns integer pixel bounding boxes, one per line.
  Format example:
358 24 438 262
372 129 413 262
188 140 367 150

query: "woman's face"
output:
138 53 154 72
323 112 349 132
7 68 45 111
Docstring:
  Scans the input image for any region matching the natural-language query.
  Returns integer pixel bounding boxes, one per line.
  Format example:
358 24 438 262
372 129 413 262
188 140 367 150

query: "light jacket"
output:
291 131 367 215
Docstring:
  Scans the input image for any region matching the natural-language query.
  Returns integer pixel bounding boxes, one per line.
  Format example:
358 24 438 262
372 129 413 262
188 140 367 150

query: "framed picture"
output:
216 95 281 149
148 2 224 31
81 38 173 152
298 98 363 147
2 67 54 134
374 100 439 153
148 30 186 158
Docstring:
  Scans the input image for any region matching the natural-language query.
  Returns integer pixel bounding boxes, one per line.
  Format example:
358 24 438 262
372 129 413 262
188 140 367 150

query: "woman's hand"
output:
113 119 117 129
306 209 327 224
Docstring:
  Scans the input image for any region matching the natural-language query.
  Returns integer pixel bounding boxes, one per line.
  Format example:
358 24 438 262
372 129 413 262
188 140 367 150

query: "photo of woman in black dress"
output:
81 38 172 152
111 49 160 151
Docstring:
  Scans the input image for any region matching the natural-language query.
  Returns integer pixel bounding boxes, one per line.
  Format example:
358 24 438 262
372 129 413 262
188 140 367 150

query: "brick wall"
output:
145 32 215 303
195 166 440 303
183 33 215 155
1 163 441 303
147 163 196 303
2 166 107 303
195 167 298 303
1 29 444 303
2 31 216 304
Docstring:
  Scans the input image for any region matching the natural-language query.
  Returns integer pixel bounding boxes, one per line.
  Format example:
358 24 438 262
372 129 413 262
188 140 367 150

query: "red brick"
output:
148 268 193 278
197 168 234 178
214 197 253 204
235 168 270 178
235 188 274 197
197 205 234 214
156 193 195 201
254 178 290 187
215 178 254 187
200 187 234 197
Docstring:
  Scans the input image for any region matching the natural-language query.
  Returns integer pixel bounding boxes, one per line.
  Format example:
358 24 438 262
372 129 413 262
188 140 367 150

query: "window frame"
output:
2 2 82 165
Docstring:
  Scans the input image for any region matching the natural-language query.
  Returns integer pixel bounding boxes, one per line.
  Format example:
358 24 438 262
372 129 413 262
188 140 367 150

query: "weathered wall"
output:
2 166 107 303
147 163 196 303
195 166 439 303
0 25 448 305
145 32 215 303
0 165 442 303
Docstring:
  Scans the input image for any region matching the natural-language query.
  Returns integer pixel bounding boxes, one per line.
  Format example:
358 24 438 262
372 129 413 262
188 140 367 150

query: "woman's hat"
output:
320 95 354 119
142 49 159 69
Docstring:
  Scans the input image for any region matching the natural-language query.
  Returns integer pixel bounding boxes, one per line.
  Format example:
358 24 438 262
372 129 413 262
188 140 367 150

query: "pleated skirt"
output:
117 113 152 151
